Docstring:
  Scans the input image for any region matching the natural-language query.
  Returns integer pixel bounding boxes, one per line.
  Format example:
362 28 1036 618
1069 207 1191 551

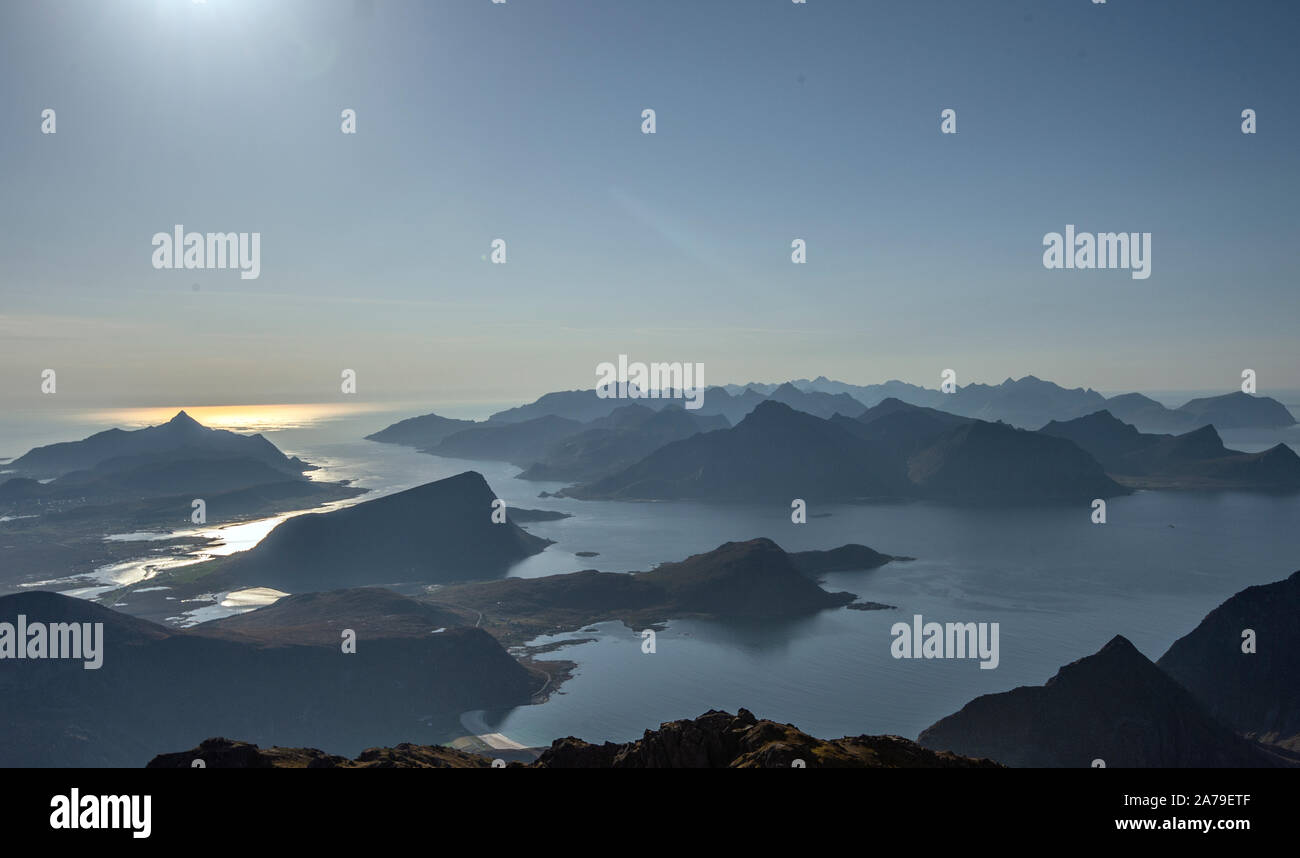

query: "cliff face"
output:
917 636 1295 768
1158 570 1300 749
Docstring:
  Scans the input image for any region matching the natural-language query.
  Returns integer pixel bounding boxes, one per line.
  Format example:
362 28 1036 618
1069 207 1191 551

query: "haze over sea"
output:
3 394 1299 747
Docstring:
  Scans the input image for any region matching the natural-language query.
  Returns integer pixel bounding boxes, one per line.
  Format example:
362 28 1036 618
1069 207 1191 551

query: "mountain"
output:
0 589 537 767
766 382 867 420
568 399 1122 504
428 538 876 634
516 403 727 483
474 378 1296 441
430 415 585 467
565 400 909 502
943 375 1107 428
1 452 317 506
788 543 908 576
1039 410 1156 467
692 386 769 424
7 411 310 479
917 636 1294 767
487 389 631 425
0 411 362 523
1176 391 1297 430
1102 392 1200 434
148 709 1001 769
1040 411 1300 489
200 471 551 592
839 398 974 458
364 411 478 447
1157 570 1300 749
795 377 948 410
907 419 1127 502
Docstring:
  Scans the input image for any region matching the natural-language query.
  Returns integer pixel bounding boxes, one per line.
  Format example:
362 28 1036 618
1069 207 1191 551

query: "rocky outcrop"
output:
147 710 1000 769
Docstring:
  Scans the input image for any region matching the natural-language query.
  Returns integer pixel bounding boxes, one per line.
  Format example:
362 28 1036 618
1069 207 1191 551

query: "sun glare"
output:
87 402 384 433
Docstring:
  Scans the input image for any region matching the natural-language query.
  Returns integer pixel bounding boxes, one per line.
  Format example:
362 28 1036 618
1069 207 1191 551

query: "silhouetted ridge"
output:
215 471 551 591
918 635 1292 767
1158 569 1300 749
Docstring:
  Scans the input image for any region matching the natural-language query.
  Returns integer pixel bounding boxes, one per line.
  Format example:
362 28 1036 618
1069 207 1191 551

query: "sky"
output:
1 0 1298 407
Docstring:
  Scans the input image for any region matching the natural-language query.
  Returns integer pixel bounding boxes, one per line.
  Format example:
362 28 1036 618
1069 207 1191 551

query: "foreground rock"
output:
147 710 1000 769
147 737 492 768
535 709 999 768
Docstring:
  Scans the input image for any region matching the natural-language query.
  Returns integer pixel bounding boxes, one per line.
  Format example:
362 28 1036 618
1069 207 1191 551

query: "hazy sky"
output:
2 0 1297 407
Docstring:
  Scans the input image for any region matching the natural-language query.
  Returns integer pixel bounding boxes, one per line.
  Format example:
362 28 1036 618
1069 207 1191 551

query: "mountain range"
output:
368 377 1295 502
566 399 1126 504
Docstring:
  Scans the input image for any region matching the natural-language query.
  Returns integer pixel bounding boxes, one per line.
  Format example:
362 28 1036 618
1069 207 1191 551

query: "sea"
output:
2 393 1299 748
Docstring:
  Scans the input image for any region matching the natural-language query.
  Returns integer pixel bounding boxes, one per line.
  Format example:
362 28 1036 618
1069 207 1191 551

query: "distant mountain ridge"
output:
1041 410 1300 489
368 379 1294 486
517 403 727 483
0 411 363 522
7 411 311 479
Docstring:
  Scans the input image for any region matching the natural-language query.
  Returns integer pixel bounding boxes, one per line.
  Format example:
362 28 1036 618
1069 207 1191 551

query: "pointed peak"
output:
1100 634 1138 653
167 410 202 427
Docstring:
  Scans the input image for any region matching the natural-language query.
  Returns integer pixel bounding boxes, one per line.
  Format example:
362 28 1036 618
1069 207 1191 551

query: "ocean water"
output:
3 400 1300 747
